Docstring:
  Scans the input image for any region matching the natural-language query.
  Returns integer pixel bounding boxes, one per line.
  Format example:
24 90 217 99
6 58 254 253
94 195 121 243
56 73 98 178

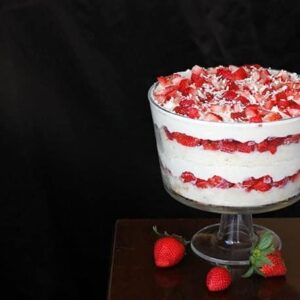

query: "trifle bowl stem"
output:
191 213 281 266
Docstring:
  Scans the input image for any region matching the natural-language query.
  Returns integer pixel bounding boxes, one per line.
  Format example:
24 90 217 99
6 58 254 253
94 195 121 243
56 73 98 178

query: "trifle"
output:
148 64 300 211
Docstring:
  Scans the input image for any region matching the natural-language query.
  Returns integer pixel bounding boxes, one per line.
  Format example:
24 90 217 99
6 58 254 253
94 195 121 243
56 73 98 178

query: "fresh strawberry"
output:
237 141 255 153
157 76 170 86
252 178 272 192
202 140 219 150
195 178 210 188
249 115 263 123
181 171 196 183
204 112 223 122
236 95 249 105
206 266 232 292
231 111 246 121
232 67 248 80
172 132 200 147
263 112 282 122
219 140 238 153
243 231 287 278
217 67 234 80
208 175 234 188
224 90 237 100
153 226 189 268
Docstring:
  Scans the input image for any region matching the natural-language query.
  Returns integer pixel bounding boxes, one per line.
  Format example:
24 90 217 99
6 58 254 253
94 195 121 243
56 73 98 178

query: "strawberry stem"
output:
152 225 190 245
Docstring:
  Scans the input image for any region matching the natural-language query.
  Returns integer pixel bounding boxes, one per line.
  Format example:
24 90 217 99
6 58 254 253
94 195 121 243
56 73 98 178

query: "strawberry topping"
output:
153 65 300 123
179 170 300 192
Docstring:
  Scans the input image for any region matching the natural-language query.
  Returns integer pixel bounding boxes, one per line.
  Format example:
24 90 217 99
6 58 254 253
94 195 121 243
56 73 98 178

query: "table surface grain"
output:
107 218 300 300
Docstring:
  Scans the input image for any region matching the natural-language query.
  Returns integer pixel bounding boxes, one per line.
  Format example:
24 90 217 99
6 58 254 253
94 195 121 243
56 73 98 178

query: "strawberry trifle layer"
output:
148 65 300 207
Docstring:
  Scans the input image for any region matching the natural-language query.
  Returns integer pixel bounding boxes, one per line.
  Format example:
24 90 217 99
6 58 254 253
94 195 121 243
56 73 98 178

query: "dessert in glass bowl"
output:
148 64 300 265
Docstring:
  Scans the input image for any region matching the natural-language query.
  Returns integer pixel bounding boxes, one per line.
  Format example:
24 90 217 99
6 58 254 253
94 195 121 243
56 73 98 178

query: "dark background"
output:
1 0 300 299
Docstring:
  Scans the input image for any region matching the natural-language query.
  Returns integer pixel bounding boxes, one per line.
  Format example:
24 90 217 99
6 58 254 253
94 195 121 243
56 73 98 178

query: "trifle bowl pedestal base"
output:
164 184 299 266
190 214 281 266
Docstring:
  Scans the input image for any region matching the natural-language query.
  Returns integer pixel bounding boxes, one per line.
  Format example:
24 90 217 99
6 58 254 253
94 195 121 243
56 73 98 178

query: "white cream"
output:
158 130 300 182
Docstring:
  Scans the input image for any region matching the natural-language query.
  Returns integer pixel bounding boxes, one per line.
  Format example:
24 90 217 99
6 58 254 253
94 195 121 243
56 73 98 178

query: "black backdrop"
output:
1 0 300 299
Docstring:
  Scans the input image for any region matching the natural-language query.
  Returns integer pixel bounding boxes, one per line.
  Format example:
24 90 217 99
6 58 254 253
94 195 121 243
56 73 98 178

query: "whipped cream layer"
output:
157 128 300 182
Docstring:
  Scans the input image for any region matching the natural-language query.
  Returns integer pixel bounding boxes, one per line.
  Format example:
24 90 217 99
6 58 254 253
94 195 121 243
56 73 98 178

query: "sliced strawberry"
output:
181 172 196 183
264 99 276 110
242 177 257 190
227 81 238 91
202 140 219 151
263 112 283 122
192 76 206 88
204 112 223 122
181 87 197 96
249 115 263 123
232 67 248 80
284 134 300 144
205 93 213 101
179 99 195 107
224 90 237 100
252 179 272 192
195 179 210 188
236 95 250 105
219 140 238 153
273 177 289 188
245 105 259 118
275 91 287 101
177 78 190 92
256 140 269 152
237 142 255 153
172 132 200 147
258 69 271 84
208 175 233 188
217 68 233 80
186 107 200 119
231 111 246 121
157 76 169 86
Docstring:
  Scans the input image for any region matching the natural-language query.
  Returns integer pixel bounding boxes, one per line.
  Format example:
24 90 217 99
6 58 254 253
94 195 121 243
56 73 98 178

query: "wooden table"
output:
107 219 300 300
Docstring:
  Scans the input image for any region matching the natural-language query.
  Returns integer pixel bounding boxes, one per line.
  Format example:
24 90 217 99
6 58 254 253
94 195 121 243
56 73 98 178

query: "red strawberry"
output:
202 140 219 151
172 132 200 147
204 112 223 122
195 178 210 188
243 232 287 278
208 175 234 188
206 266 232 292
237 142 255 153
217 67 234 80
181 171 196 183
249 115 263 123
259 251 287 278
232 67 248 80
219 140 238 153
153 226 189 268
224 90 237 100
263 112 283 122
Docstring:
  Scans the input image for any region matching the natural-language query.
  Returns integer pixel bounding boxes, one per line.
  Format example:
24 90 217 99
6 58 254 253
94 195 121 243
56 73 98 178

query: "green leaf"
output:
257 231 273 250
254 256 272 267
242 266 254 278
254 266 265 277
261 245 275 256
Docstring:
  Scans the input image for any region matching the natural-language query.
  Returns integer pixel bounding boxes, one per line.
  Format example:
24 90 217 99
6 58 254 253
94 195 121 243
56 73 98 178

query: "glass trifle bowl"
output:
148 65 300 265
